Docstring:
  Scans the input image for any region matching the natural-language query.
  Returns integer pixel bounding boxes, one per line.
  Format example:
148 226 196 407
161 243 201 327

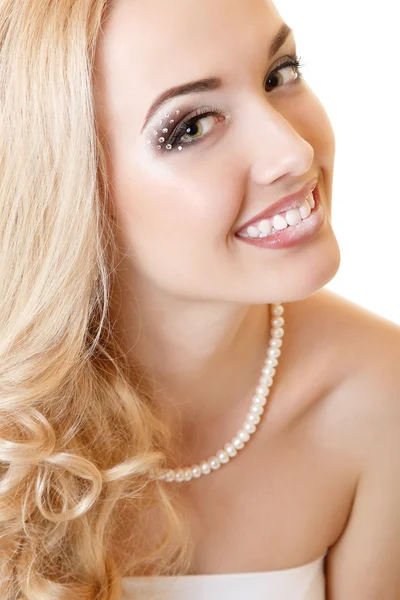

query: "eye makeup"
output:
146 109 184 151
145 52 305 155
147 107 223 156
146 107 227 154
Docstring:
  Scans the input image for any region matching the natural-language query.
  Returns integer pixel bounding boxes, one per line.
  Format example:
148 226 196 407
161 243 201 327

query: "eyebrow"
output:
141 23 293 132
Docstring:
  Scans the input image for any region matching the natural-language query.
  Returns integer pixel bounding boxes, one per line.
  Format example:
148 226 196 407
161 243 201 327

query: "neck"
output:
110 270 271 439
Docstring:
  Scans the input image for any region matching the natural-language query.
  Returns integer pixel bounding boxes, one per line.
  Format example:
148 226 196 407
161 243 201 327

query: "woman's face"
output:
94 0 340 305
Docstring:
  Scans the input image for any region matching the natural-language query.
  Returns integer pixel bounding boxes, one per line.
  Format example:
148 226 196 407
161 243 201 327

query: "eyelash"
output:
165 54 305 152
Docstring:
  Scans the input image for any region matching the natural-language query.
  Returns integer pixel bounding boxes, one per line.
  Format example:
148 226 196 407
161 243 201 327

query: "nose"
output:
246 99 314 186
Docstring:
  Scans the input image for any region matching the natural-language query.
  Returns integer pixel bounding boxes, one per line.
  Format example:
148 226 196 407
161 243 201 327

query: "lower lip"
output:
235 186 324 250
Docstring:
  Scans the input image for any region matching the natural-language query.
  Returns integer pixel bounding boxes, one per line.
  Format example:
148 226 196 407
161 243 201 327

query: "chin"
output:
273 236 341 304
234 232 341 306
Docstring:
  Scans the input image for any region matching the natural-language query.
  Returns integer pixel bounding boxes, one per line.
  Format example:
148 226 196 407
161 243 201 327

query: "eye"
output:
265 56 304 92
167 108 226 150
181 114 218 142
155 55 304 153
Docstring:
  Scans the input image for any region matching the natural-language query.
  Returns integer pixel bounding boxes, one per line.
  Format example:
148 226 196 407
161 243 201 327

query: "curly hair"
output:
0 1 190 598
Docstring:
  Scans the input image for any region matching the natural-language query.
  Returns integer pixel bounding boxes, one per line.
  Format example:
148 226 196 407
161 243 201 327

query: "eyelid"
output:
168 107 225 147
149 53 299 127
147 107 188 143
148 52 303 152
265 53 302 82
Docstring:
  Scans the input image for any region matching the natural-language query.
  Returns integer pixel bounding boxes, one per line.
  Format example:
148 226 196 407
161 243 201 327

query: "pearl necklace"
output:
157 303 284 483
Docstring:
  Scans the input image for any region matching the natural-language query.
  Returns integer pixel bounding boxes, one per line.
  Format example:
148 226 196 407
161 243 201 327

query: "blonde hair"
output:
0 1 190 598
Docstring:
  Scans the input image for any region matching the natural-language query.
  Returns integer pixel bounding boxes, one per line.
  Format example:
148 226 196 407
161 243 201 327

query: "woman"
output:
0 0 399 599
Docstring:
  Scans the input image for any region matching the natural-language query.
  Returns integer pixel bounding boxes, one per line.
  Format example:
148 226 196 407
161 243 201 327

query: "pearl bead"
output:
272 317 284 327
259 379 273 391
271 327 284 339
191 465 201 478
244 421 256 434
267 348 281 358
232 437 244 449
183 468 193 481
258 377 272 389
237 429 250 443
269 339 282 349
252 395 267 407
175 469 185 482
209 457 220 470
265 357 278 367
250 404 264 416
260 387 271 397
224 443 237 457
247 413 261 425
272 305 284 316
217 450 230 464
254 386 265 396
200 461 211 475
262 366 276 376
165 470 175 482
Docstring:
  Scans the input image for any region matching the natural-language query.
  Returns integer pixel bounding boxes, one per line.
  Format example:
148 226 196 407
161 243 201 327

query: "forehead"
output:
95 0 283 131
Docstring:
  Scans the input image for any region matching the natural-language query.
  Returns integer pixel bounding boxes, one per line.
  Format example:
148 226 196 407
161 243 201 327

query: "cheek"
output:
111 164 244 294
112 163 242 254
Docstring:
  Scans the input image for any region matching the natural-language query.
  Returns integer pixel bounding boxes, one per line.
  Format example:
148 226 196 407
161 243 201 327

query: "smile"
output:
237 191 316 239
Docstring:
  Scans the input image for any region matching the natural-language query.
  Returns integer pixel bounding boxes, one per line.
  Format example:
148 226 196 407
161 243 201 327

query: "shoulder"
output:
286 288 400 459
288 290 400 598
308 289 400 423
283 287 400 469
285 287 400 396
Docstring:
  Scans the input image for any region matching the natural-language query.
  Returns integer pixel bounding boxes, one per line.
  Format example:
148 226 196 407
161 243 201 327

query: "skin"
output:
94 0 400 596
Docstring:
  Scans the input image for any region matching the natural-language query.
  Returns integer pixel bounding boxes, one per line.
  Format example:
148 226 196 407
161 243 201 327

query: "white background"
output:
276 0 400 324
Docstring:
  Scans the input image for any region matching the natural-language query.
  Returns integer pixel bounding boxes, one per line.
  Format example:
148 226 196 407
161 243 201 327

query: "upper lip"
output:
236 177 319 233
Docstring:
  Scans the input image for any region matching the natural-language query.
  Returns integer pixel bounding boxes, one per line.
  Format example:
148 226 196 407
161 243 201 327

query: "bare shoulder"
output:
285 287 400 396
286 286 400 346
286 290 400 599
287 288 400 455
313 288 399 395
283 287 400 465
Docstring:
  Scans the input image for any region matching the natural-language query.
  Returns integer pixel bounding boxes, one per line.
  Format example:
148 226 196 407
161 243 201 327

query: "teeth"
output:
285 208 302 226
299 199 311 219
240 190 316 239
272 214 288 231
258 219 273 234
247 225 261 238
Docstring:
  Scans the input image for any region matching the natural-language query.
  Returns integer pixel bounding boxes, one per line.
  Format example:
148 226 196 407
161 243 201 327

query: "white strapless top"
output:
121 553 327 599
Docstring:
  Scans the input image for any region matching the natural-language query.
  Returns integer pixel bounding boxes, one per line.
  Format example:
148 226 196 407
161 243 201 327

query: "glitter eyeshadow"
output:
147 109 185 152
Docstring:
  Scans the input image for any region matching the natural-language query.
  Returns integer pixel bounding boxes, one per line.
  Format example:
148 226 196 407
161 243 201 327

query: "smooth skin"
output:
94 0 400 597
